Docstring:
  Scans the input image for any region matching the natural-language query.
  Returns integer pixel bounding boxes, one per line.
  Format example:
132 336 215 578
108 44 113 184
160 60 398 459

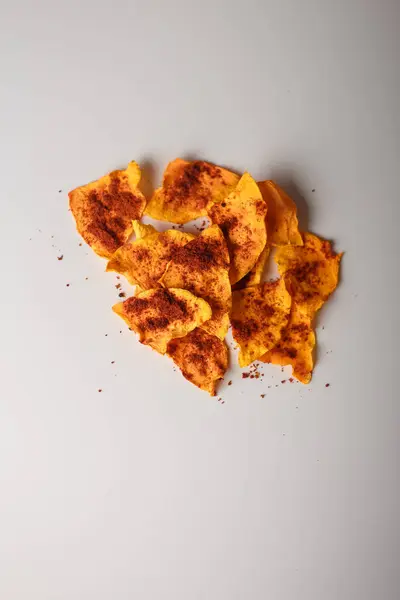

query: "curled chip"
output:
113 288 212 354
232 246 270 291
208 173 267 284
107 221 195 289
257 180 303 246
231 279 292 367
261 303 315 383
275 232 342 317
167 328 228 396
145 158 239 224
69 161 146 258
159 225 231 340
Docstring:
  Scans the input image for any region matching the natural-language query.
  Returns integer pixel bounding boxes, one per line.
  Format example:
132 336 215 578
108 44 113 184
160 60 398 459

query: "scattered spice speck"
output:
118 292 126 298
115 284 121 289
260 394 265 398
98 389 102 393
325 383 330 388
57 255 63 261
312 188 315 192
289 377 294 383
228 380 232 386
66 283 70 287
281 380 286 384
111 361 115 364
242 373 250 379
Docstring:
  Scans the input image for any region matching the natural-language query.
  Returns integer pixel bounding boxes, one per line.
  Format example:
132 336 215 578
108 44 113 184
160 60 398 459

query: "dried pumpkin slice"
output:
231 279 292 367
113 288 212 354
208 173 267 284
167 328 228 395
69 161 146 258
145 158 239 224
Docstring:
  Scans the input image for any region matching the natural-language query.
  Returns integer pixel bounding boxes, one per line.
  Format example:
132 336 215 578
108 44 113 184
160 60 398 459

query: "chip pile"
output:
69 159 342 395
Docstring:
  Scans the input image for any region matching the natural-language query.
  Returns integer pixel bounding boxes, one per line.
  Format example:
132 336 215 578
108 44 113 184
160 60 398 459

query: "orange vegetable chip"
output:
275 232 342 317
261 303 315 383
113 288 212 354
232 246 270 291
167 328 228 395
159 225 231 340
208 173 267 284
69 161 146 258
231 279 292 367
257 180 303 246
145 158 239 224
107 221 194 289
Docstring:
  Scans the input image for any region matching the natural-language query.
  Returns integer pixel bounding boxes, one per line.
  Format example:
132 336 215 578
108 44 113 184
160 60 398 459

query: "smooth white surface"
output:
1 1 399 599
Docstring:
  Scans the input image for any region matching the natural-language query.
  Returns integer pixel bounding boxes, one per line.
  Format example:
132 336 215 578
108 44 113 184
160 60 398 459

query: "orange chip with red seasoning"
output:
258 180 303 246
167 328 228 395
145 158 239 224
261 302 315 383
113 288 212 354
106 221 194 289
69 161 146 258
275 232 342 317
231 279 291 367
159 225 231 340
208 173 267 284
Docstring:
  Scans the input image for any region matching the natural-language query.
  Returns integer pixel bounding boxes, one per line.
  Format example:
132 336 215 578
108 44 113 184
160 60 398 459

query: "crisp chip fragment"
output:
145 158 239 224
167 328 228 395
107 224 195 289
159 225 231 340
275 232 342 317
208 173 267 284
113 288 212 354
69 162 146 258
261 303 315 383
231 279 292 367
258 180 303 246
232 246 270 290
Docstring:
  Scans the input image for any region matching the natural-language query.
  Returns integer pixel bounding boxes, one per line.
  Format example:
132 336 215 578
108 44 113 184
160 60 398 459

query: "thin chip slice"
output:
159 225 231 340
145 158 239 224
258 180 303 246
69 161 146 258
107 225 195 289
261 303 315 383
208 173 267 284
113 288 212 354
231 279 292 367
167 328 228 395
232 246 270 291
275 232 342 317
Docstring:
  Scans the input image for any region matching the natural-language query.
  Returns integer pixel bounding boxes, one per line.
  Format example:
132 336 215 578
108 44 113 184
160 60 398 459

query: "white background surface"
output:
1 1 399 599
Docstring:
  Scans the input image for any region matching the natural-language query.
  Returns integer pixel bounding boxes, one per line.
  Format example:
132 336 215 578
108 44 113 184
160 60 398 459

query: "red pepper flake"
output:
260 394 265 398
242 373 250 379
57 255 63 260
115 283 121 289
325 383 330 388
98 389 102 393
228 380 232 386
66 283 70 287
289 377 294 383
118 292 126 298
111 361 115 364
281 380 286 384
79 243 82 246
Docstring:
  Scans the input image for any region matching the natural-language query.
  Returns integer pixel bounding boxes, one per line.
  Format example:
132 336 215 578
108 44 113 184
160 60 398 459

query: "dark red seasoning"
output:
66 283 70 287
242 373 250 379
228 380 232 386
281 380 286 384
115 284 121 289
118 292 126 298
98 389 102 393
289 377 294 383
111 361 115 364
57 255 63 260
325 383 330 388
260 394 265 398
